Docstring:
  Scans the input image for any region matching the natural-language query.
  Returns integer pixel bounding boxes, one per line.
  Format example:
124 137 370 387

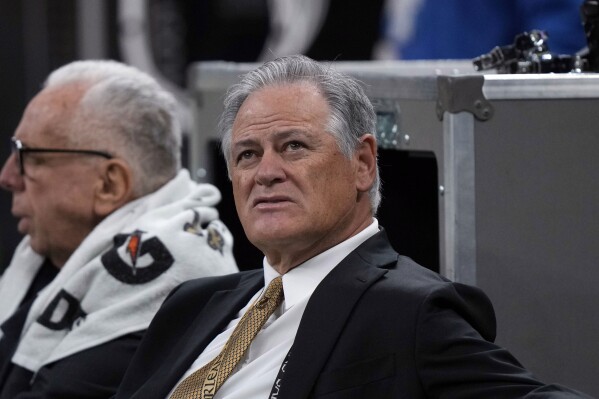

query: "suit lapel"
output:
277 229 398 399
133 271 264 399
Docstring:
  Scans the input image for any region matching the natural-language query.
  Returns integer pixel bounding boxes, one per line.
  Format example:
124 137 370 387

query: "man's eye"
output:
286 141 304 151
237 151 255 162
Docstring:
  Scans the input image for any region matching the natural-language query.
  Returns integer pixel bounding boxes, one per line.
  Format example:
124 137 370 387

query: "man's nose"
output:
255 151 286 186
0 153 24 192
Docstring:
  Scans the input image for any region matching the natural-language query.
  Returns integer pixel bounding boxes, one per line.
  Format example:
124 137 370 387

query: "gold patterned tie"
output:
169 276 284 399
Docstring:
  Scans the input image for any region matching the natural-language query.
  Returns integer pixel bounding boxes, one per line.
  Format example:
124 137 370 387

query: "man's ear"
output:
94 159 135 217
355 134 377 193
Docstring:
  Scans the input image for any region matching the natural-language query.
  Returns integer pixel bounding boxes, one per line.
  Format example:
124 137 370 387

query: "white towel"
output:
0 237 45 336
5 169 238 372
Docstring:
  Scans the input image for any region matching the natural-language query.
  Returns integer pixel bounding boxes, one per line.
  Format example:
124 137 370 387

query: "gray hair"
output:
219 54 381 213
44 60 181 195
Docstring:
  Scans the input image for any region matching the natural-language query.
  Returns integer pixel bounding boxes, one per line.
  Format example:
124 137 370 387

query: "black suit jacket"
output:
114 229 590 398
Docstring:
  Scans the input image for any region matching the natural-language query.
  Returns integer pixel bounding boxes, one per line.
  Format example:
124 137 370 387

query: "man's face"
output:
229 83 374 269
0 85 103 266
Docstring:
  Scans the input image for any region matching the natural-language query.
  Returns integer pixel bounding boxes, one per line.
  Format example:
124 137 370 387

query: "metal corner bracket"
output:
436 75 494 121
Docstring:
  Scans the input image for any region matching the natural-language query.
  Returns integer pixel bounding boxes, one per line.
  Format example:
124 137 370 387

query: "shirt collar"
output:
263 219 379 309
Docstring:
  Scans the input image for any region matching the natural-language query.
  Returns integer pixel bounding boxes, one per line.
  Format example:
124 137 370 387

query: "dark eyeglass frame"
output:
10 137 113 175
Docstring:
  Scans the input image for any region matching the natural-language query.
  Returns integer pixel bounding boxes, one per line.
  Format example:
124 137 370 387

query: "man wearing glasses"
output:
0 60 238 398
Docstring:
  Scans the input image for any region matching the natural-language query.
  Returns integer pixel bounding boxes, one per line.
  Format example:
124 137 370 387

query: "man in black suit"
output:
114 55 591 398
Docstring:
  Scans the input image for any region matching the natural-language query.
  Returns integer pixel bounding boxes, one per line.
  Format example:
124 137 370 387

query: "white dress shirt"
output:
167 219 379 398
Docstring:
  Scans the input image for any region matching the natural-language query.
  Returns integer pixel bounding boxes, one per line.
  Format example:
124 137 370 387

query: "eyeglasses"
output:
10 137 113 175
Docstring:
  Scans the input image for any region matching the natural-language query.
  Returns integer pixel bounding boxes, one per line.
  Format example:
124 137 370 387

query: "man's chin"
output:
16 216 30 234
247 229 299 251
27 236 44 255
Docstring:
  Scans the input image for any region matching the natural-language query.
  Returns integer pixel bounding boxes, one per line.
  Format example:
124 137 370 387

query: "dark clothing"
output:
114 229 592 398
0 260 144 399
0 331 144 399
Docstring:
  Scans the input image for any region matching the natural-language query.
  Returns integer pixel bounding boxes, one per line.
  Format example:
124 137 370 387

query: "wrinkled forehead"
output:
233 84 329 138
234 82 328 124
246 81 324 105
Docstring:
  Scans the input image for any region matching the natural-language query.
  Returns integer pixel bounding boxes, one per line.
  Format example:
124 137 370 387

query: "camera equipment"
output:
581 0 599 71
473 0 599 73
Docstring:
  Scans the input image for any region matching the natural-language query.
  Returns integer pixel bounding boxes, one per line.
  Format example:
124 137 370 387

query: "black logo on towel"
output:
101 230 174 284
38 289 87 331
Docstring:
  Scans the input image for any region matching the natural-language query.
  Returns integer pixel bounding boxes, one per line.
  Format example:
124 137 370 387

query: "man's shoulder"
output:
383 255 450 288
371 255 491 309
0 331 145 399
354 228 448 284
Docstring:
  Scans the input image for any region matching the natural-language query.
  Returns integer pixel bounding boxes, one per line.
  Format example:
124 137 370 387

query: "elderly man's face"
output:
0 85 104 267
229 83 375 269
